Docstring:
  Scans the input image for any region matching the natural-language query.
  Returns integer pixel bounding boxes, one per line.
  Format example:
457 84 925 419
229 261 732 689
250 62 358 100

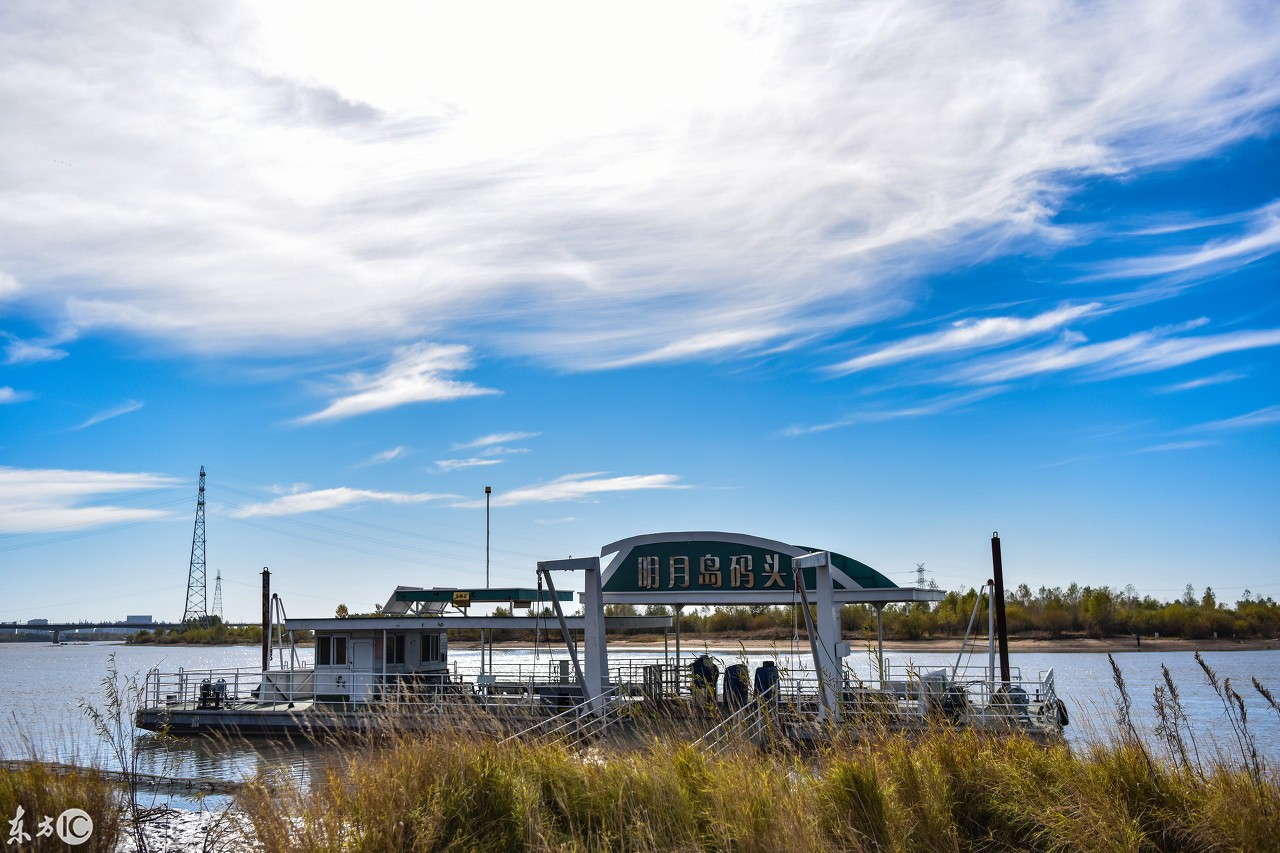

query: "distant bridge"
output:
1 622 257 643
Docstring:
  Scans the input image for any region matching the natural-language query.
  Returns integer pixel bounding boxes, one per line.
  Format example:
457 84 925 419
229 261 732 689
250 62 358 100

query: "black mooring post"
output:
990 534 1011 685
261 567 270 672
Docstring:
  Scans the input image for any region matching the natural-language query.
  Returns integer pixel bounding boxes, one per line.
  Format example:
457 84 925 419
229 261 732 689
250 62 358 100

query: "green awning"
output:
393 587 573 604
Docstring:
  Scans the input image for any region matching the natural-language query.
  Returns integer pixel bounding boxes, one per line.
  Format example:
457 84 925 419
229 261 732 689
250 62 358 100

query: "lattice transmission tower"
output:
212 569 223 622
181 466 209 626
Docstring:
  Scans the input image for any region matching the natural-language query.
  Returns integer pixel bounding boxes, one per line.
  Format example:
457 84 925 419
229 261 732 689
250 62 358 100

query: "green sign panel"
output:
600 532 896 599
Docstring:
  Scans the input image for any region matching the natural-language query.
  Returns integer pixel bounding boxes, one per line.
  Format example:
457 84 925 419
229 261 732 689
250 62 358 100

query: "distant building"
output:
27 618 49 626
126 615 154 624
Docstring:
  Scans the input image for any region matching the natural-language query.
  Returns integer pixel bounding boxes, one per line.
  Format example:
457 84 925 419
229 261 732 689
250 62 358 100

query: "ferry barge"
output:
136 532 1067 746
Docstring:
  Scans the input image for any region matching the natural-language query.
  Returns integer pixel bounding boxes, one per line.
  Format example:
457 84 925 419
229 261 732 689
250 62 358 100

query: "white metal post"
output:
988 580 996 695
794 551 842 721
538 556 607 711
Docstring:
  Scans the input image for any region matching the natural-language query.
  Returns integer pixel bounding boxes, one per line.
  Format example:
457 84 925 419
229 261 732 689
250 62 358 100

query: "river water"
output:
3 642 1279 811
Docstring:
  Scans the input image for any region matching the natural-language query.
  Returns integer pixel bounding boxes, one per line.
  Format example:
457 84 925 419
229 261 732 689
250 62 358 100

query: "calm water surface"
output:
3 641 1278 809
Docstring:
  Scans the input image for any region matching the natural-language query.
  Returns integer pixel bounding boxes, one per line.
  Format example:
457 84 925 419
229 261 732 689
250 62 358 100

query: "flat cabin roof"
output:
290 615 673 632
597 587 946 606
393 587 574 604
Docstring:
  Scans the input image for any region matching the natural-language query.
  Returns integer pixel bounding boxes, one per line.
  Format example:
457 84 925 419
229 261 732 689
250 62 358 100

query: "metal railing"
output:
500 685 625 749
140 658 1065 739
694 698 775 756
764 663 1063 733
143 666 274 708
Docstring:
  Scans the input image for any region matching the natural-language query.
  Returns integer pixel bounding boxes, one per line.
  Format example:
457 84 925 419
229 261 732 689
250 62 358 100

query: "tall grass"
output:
237 719 1279 852
0 762 121 852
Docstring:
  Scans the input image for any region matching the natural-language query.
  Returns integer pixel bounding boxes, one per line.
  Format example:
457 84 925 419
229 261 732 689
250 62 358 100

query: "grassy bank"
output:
0 762 120 853
233 655 1280 851
235 727 1278 852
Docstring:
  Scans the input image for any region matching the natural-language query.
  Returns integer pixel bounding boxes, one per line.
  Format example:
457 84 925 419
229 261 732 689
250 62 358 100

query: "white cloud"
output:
1 3 1277 367
480 446 529 458
783 387 1008 436
0 386 33 404
456 472 686 507
364 446 407 465
0 466 178 533
231 486 452 517
827 303 1100 375
1091 201 1280 281
1157 372 1245 393
297 342 498 423
955 327 1280 385
70 399 143 430
1195 405 1280 432
1137 440 1218 453
3 331 71 365
452 432 540 450
434 458 503 473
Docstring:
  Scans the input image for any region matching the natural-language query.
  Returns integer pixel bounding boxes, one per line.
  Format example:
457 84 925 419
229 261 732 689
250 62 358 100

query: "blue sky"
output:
1 1 1277 622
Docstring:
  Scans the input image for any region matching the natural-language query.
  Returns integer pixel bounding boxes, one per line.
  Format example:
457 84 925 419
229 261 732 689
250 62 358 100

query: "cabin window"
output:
421 633 441 662
386 634 406 665
317 636 347 666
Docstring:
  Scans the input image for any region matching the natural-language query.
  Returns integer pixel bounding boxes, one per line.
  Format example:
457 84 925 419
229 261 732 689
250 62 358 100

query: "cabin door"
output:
351 639 375 703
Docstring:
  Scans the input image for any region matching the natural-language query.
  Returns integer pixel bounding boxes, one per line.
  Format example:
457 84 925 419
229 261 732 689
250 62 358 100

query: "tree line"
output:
597 583 1280 641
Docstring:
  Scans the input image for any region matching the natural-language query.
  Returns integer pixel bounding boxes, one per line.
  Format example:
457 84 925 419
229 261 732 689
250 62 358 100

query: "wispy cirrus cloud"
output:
361 446 408 466
827 303 1100 376
1157 372 1246 393
783 387 1008 437
231 486 454 517
70 399 143 430
452 432 540 450
434 458 503 473
455 472 686 508
478 446 529 458
1137 440 1219 453
1195 405 1280 432
953 326 1280 385
297 343 498 423
1 4 1277 368
3 330 72 365
1089 201 1280 282
0 466 178 533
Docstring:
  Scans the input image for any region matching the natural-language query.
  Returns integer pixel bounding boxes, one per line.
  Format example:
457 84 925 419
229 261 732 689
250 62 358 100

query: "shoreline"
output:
60 636 1276 653
462 635 1278 654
